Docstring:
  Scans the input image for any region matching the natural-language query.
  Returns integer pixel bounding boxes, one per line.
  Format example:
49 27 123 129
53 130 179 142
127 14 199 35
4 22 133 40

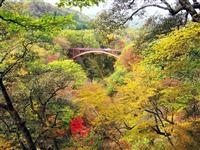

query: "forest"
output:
0 0 200 149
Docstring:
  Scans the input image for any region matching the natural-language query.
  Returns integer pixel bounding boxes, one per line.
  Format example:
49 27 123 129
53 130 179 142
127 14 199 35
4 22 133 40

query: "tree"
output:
143 14 186 41
74 82 133 149
0 1 92 149
58 29 100 48
116 22 200 149
0 0 5 7
73 22 200 149
58 0 104 8
96 0 200 32
0 31 86 149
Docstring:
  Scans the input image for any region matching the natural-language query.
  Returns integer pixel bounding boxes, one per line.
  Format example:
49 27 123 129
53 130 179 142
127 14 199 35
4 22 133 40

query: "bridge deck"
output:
68 48 121 59
68 48 120 52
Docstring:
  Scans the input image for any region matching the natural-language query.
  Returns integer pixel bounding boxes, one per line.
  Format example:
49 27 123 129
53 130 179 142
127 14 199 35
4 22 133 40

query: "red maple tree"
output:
70 116 90 138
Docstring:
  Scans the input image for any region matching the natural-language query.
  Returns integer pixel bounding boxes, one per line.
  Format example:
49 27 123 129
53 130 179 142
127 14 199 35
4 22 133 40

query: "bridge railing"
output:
67 48 121 58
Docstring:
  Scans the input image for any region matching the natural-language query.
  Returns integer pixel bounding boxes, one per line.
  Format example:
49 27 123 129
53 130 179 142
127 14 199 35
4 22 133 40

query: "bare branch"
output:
179 0 200 22
156 108 174 124
152 126 170 136
160 0 176 14
121 4 172 25
123 121 135 130
145 109 157 115
128 0 135 8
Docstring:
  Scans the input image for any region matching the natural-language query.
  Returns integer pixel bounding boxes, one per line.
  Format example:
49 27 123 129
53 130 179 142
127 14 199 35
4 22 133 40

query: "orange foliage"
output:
161 77 181 87
54 128 68 137
118 139 132 150
117 40 125 49
102 138 131 150
47 115 57 124
119 48 141 70
56 87 76 98
46 53 60 63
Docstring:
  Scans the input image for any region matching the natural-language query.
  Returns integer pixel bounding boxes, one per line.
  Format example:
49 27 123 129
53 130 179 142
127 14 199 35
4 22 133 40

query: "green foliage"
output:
59 29 100 48
76 54 116 80
61 106 75 126
48 60 87 87
58 0 104 8
0 1 88 149
0 9 75 32
6 58 86 149
105 66 128 96
144 14 185 41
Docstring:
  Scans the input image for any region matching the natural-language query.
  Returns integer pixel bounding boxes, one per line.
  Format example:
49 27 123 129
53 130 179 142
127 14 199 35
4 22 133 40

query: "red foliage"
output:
70 116 90 138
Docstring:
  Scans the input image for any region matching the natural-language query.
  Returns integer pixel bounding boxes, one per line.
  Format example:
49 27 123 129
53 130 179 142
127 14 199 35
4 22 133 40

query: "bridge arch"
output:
72 50 119 59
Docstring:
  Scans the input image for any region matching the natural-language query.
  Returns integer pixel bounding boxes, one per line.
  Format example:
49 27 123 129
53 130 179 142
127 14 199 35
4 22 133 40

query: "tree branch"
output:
119 0 200 26
0 103 7 110
0 44 19 64
121 4 172 25
28 93 43 121
0 14 47 31
179 0 200 22
0 117 12 132
44 88 60 105
145 109 157 115
123 121 135 130
1 42 31 78
0 78 36 150
0 0 5 7
160 0 177 15
0 14 27 28
128 0 135 9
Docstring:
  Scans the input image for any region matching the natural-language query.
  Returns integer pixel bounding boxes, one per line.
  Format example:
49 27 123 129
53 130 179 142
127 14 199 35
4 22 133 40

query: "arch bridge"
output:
68 48 121 59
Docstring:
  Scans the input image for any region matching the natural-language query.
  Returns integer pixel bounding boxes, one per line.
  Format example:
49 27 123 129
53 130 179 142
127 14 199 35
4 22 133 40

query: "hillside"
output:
25 0 91 29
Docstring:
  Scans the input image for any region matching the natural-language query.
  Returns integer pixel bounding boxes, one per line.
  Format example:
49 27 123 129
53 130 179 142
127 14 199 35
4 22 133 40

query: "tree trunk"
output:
0 79 37 150
179 0 200 22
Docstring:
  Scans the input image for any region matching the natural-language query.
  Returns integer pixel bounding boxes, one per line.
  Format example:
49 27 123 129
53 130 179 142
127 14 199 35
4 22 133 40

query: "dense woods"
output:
0 0 200 149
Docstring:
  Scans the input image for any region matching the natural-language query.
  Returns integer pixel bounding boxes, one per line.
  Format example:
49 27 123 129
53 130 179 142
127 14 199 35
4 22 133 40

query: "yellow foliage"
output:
74 82 139 127
18 68 28 76
145 22 200 74
170 121 200 149
30 44 48 57
71 23 200 149
0 135 17 150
